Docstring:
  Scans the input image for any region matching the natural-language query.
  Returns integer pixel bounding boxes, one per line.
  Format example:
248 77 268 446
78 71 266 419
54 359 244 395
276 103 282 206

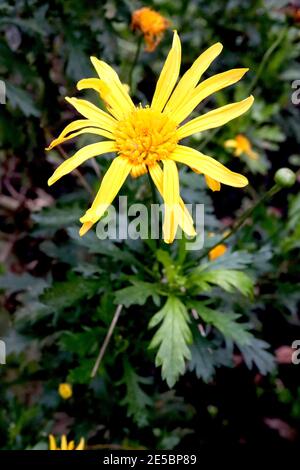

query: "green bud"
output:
274 168 296 188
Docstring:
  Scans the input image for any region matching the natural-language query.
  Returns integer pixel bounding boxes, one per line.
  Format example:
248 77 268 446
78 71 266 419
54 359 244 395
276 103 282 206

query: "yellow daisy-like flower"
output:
58 383 73 400
131 7 170 52
49 434 85 450
225 134 258 160
47 32 253 244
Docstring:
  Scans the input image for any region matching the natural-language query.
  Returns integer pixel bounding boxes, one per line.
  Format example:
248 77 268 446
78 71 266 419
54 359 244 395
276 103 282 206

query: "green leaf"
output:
238 339 276 375
40 276 100 311
32 205 82 228
120 360 152 428
59 328 104 357
149 297 192 387
114 280 161 308
188 328 234 382
67 359 95 384
189 302 253 346
189 269 254 297
6 83 41 117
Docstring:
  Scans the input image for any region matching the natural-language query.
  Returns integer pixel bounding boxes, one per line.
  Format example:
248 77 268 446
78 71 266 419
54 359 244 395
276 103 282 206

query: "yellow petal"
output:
61 435 68 451
77 78 103 92
224 138 238 149
76 438 85 450
171 145 248 188
65 97 117 130
151 31 181 113
46 119 114 151
79 221 94 236
205 175 221 191
149 163 196 237
173 68 249 124
68 441 75 450
162 159 180 243
80 156 132 225
164 42 223 113
177 96 254 139
48 141 116 186
49 435 57 451
90 57 134 117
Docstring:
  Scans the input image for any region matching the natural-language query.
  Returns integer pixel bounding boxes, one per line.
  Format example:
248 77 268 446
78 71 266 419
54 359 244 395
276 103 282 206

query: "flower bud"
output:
274 168 296 188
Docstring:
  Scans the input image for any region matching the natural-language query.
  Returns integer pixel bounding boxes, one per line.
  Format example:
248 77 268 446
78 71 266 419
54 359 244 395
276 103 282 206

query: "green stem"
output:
247 27 288 94
198 183 281 261
128 36 142 90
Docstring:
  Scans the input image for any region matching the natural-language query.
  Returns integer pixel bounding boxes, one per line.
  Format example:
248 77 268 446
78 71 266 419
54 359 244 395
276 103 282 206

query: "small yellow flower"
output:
209 243 227 260
46 32 253 244
225 134 258 160
49 434 85 450
131 7 170 52
58 383 73 400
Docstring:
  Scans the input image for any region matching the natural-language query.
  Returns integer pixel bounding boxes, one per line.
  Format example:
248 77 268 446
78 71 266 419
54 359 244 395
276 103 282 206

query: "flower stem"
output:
91 304 123 378
199 183 281 261
247 27 288 94
128 36 143 90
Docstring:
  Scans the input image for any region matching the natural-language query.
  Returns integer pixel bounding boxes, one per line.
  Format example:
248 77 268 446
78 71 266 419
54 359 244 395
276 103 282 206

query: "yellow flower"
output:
49 434 85 450
225 134 258 160
58 383 73 400
131 7 170 52
209 243 227 260
46 32 253 244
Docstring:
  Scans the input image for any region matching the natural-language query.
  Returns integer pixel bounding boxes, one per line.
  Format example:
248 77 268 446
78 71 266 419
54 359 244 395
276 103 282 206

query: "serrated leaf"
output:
189 302 253 346
6 83 40 117
114 280 161 308
238 338 276 375
121 360 152 428
189 268 254 297
149 297 192 387
188 332 233 382
40 276 100 311
203 250 253 270
67 359 96 384
32 205 82 228
59 327 104 357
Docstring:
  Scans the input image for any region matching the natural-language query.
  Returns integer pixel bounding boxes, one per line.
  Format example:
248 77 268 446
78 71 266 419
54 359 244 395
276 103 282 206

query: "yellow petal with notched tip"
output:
48 141 116 186
65 97 117 130
79 156 132 226
46 119 114 151
164 42 223 114
90 57 135 116
178 96 254 139
151 31 181 113
173 68 249 124
171 145 248 187
162 159 180 243
149 163 196 237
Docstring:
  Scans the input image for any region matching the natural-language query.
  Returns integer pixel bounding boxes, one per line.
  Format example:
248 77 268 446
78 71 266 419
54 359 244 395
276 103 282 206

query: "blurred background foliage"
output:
0 0 300 450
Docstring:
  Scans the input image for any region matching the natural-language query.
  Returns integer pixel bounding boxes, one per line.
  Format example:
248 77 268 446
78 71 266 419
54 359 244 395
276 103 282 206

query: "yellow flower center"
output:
114 108 178 172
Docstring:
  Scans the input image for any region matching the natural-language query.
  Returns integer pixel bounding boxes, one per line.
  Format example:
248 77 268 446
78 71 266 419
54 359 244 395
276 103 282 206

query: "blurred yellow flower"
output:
58 383 73 400
46 32 253 244
131 7 170 52
209 243 227 260
49 434 85 450
225 134 258 160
